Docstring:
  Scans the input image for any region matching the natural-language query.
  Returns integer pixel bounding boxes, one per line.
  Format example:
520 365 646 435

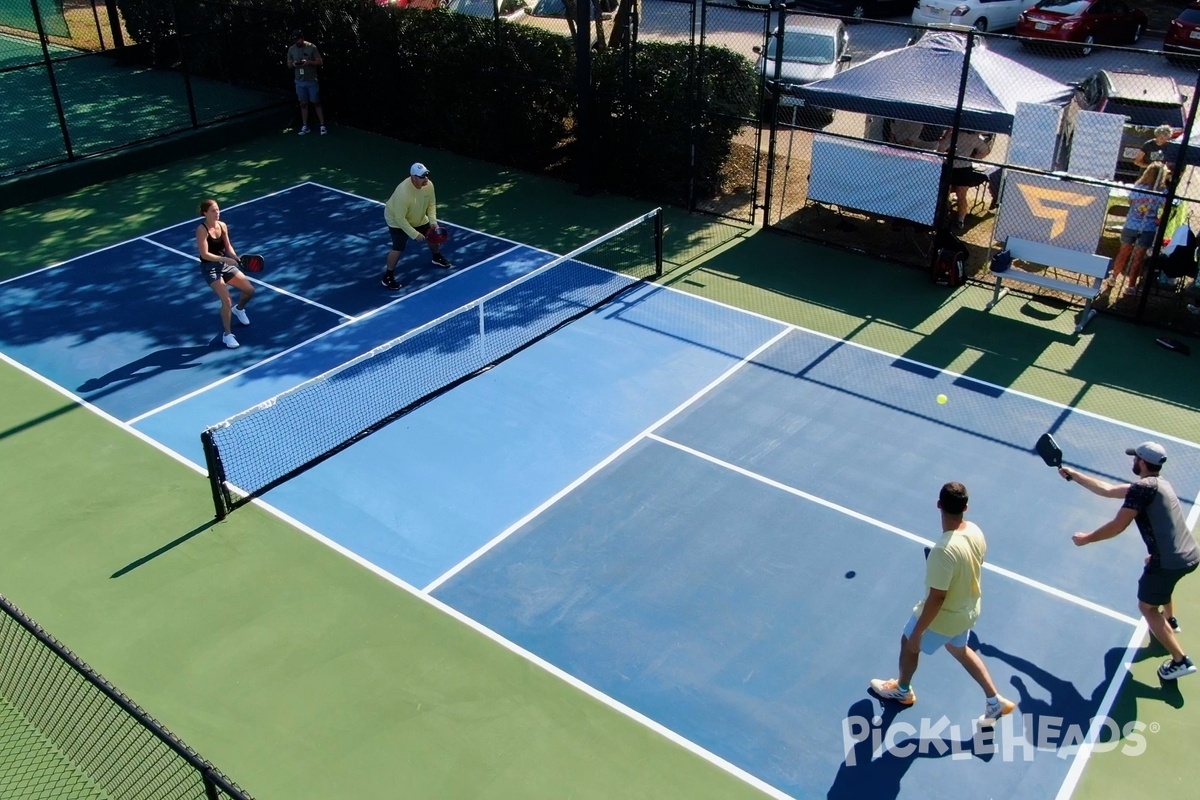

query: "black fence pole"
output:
761 1 786 228
575 0 595 194
168 0 200 128
30 0 74 161
103 0 125 48
933 28 975 259
90 0 106 49
1133 68 1200 324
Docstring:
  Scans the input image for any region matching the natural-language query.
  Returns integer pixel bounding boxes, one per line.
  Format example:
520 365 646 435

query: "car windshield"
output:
1179 7 1200 22
765 33 836 64
1033 0 1090 13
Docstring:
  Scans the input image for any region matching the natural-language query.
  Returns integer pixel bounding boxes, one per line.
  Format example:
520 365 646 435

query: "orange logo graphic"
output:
1015 185 1099 239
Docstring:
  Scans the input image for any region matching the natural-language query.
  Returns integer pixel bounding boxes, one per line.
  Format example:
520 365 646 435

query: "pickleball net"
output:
201 207 665 519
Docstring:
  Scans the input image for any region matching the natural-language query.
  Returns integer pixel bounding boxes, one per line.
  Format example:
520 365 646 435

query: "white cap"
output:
1125 441 1167 466
410 162 430 177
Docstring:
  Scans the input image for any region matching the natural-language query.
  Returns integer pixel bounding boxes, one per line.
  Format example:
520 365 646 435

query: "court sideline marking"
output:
6 185 1199 799
645 433 1140 627
142 239 355 320
422 326 794 593
0 349 792 800
125 242 526 426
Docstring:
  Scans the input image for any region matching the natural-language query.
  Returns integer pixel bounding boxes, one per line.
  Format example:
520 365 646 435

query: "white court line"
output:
646 433 1140 627
0 344 789 800
669 290 1200 452
305 181 560 256
141 239 355 320
0 184 316 289
126 243 526 426
0 353 211 480
238 498 794 800
1053 620 1147 800
422 326 795 594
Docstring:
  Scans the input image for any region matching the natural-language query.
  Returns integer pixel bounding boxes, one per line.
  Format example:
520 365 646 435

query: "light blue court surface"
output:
2 184 1198 799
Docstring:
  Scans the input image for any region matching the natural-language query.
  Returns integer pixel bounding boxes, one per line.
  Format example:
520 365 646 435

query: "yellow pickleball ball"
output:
936 393 948 405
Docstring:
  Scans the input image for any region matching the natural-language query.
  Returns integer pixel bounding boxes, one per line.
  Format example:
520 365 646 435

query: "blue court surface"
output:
3 183 1199 800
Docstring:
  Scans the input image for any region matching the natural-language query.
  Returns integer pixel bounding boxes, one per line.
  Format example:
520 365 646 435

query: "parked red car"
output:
1163 1 1200 64
377 0 448 7
1016 0 1147 55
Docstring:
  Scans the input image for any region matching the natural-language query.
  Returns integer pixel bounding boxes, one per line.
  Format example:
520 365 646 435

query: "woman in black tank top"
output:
196 198 255 349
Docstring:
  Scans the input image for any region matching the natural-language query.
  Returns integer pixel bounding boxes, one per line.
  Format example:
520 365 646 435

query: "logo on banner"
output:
1014 184 1101 239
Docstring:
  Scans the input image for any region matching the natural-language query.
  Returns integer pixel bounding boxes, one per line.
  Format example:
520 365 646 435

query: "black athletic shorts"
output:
388 222 430 251
1138 561 1198 606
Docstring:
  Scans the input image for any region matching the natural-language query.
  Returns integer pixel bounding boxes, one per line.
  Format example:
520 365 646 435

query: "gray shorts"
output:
295 80 320 104
903 613 970 654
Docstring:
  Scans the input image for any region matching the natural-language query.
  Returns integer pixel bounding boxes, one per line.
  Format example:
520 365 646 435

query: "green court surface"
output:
0 127 1197 798
0 37 284 176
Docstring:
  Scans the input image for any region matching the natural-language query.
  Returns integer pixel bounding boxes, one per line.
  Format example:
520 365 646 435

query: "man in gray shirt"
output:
1061 441 1199 681
286 30 326 135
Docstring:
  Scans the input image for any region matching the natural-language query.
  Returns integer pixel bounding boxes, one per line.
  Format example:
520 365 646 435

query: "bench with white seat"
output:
986 237 1112 333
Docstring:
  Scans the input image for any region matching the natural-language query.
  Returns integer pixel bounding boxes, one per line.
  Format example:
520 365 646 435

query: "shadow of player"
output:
77 343 220 396
827 697 994 800
975 640 1182 753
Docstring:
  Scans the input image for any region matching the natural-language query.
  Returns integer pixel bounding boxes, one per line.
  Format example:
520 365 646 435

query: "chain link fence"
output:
0 0 290 178
753 14 1200 334
0 593 253 800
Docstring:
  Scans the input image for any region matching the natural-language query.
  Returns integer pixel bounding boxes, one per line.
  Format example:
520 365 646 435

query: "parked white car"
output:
911 0 1035 31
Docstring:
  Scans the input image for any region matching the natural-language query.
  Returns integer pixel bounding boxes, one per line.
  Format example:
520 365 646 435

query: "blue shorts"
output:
295 80 321 104
1120 227 1156 248
388 222 430 252
903 613 970 654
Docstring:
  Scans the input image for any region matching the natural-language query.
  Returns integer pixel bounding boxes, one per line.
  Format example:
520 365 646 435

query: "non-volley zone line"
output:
126 242 526 426
646 432 1139 628
141 239 356 320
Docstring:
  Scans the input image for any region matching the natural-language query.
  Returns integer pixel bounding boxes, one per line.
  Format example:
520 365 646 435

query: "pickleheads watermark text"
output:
841 714 1154 766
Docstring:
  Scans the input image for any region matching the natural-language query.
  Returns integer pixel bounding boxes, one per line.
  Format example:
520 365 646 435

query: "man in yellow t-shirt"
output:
381 162 453 290
869 482 1017 725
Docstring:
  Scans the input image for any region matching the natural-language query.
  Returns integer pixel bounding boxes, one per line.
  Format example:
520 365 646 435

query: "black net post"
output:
201 430 230 520
654 207 664 277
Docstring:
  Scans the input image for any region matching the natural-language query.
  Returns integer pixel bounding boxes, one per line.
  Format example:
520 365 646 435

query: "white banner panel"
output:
1068 109 1126 180
808 135 942 226
994 171 1110 253
1009 102 1062 171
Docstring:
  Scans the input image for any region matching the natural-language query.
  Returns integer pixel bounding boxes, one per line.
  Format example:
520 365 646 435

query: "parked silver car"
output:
755 16 851 126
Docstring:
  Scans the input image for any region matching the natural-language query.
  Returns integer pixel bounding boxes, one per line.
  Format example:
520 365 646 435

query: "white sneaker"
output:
319 125 327 135
298 125 310 136
978 696 1017 726
231 306 250 326
222 333 240 349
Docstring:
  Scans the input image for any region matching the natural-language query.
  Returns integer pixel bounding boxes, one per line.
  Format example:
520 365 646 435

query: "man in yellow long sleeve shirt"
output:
381 162 452 290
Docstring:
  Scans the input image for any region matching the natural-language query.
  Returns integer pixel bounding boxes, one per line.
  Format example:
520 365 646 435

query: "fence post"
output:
30 0 74 162
103 0 125 48
1133 67 1200 323
575 0 595 194
760 0 786 227
932 28 975 256
167 0 200 128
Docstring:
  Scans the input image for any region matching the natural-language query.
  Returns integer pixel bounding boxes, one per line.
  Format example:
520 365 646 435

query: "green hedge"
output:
114 0 758 205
